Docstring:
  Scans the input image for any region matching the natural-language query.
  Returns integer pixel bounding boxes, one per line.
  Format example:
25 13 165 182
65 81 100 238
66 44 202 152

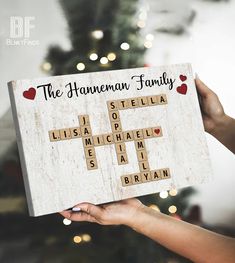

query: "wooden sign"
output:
8 63 213 216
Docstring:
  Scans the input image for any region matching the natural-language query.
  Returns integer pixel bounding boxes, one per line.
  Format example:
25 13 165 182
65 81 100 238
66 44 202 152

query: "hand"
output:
59 198 144 226
195 77 226 134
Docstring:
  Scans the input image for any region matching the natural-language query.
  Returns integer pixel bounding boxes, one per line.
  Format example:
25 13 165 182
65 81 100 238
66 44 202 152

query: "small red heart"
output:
154 128 161 135
177 83 187 95
23 87 36 100
179 75 187 82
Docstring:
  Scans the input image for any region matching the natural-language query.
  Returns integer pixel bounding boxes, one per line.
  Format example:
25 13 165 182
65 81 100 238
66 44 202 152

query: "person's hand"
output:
195 76 226 134
59 198 144 226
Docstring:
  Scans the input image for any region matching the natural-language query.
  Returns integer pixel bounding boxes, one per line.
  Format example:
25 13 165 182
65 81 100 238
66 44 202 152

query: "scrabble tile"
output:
59 129 72 140
131 173 142 184
111 121 122 132
84 147 96 159
113 132 124 143
161 168 171 179
107 100 118 111
81 125 92 137
142 128 153 139
152 127 163 137
78 115 90 126
158 94 168 105
138 96 149 107
93 135 104 146
150 170 162 181
117 99 129 110
109 111 120 122
147 95 158 106
82 136 94 147
121 175 132 186
137 150 147 161
70 127 81 138
128 97 139 108
117 153 128 165
123 131 134 141
115 143 126 154
49 130 61 142
103 133 114 144
86 158 98 170
133 129 143 140
141 172 151 183
139 161 150 172
134 140 146 151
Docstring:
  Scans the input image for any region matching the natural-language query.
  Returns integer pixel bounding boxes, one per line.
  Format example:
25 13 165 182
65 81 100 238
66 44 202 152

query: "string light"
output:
89 53 98 61
169 188 178 196
73 235 82 244
144 40 152 48
100 57 108 64
168 205 177 214
82 234 92 242
91 30 104 39
146 34 154 41
41 62 52 72
63 218 71 225
148 204 160 212
159 191 168 199
107 52 116 61
76 62 85 71
120 42 130 50
137 20 146 28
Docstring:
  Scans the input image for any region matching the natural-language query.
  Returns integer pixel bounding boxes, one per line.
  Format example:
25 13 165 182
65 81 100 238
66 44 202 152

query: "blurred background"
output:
0 0 235 262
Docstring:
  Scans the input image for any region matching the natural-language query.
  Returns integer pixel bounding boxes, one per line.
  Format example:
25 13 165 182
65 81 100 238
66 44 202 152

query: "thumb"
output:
195 76 212 98
72 202 103 218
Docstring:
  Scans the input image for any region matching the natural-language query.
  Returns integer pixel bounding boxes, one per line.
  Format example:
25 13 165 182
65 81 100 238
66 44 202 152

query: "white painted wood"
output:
8 63 213 216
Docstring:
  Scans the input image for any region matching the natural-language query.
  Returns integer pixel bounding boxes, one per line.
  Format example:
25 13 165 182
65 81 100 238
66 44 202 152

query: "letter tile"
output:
131 173 142 184
141 172 151 183
86 158 98 170
158 94 168 104
117 153 128 165
82 136 94 147
147 95 158 106
78 115 90 126
85 147 96 159
150 170 162 181
93 135 104 146
137 150 147 161
81 125 92 137
109 110 120 122
138 96 149 107
128 97 139 108
107 100 118 111
152 127 163 137
123 131 134 141
138 161 150 172
133 129 143 140
103 133 114 144
134 140 146 151
70 127 81 138
115 143 126 154
142 128 153 139
111 121 122 132
113 132 124 143
161 168 171 179
118 99 129 110
121 175 132 186
59 129 72 140
49 130 61 142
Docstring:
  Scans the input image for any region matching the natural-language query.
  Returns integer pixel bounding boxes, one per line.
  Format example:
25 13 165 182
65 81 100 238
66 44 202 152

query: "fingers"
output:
195 77 213 98
59 210 97 223
73 202 103 218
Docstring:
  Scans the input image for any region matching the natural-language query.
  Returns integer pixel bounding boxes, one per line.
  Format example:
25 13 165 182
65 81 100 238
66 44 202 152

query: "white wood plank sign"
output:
8 63 213 216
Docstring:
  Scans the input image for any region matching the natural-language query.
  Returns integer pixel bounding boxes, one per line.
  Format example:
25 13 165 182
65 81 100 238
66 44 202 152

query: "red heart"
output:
154 128 161 135
23 87 36 100
177 83 187 95
179 75 187 81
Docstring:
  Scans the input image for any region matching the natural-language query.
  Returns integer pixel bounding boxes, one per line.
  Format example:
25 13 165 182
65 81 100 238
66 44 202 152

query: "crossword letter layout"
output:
48 93 171 186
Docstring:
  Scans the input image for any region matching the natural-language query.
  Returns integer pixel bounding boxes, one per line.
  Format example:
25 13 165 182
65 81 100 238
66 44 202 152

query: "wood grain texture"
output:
8 63 213 216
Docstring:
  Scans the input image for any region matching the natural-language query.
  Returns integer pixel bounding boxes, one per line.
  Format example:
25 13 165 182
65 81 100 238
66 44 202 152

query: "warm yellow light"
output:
63 218 71 225
82 234 91 242
91 30 104 39
41 62 52 71
107 52 116 61
168 205 177 214
169 189 178 196
76 63 85 71
73 235 82 244
159 191 168 199
89 53 98 61
137 20 146 28
144 41 152 49
146 34 154 41
100 57 108 64
148 204 160 212
120 42 130 50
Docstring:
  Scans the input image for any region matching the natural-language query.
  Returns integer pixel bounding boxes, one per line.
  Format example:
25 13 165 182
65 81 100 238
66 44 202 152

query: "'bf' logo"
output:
10 16 35 38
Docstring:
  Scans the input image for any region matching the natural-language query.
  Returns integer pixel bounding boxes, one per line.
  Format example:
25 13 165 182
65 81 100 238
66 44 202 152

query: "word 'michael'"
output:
48 94 171 187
